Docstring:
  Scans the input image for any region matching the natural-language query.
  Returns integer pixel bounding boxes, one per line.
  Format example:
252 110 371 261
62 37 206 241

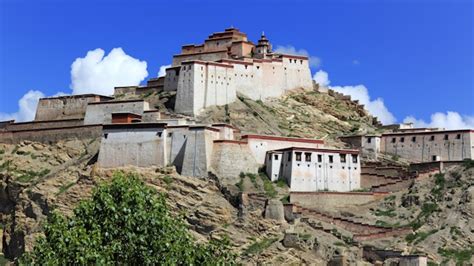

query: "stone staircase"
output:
292 204 412 242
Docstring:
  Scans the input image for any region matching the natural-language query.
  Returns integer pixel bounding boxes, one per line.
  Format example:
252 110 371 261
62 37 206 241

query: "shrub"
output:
55 182 76 196
162 175 173 186
259 173 276 198
243 237 277 256
235 179 244 192
462 159 474 169
438 247 473 264
276 179 287 188
0 149 4 155
21 172 235 265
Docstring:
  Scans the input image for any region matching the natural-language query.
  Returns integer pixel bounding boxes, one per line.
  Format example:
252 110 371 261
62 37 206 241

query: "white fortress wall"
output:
98 126 167 168
279 149 361 192
281 56 313 92
380 130 474 162
199 62 236 113
243 135 324 165
84 100 150 125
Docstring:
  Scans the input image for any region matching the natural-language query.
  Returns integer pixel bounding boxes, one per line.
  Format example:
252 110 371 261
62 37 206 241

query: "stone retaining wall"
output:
290 191 388 210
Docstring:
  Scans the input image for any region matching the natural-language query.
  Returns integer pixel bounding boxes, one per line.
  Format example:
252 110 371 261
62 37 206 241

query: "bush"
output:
438 247 473 264
259 173 277 198
243 237 277 256
462 159 474 169
21 172 235 265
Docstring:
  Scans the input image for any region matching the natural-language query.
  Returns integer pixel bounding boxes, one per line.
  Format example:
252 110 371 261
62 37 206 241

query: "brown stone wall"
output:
0 125 102 144
35 95 104 121
5 119 84 131
290 191 388 210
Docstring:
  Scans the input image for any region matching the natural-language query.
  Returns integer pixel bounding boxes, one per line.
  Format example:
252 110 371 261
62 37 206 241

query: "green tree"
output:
21 172 235 265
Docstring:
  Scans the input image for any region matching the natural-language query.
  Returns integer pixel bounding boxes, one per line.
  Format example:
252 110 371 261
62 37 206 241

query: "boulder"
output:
264 199 285 222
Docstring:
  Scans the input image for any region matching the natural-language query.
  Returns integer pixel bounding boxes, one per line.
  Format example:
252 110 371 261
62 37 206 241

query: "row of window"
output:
390 133 462 143
288 59 304 64
281 153 358 163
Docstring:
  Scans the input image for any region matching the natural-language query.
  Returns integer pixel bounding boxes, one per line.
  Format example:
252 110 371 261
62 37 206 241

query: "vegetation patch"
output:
438 246 473 264
235 177 244 192
405 229 438 244
276 179 287 188
280 195 290 204
55 182 76 196
21 172 235 265
16 169 50 183
431 173 445 199
162 175 173 186
373 208 396 217
259 173 277 198
462 159 474 169
0 149 4 155
375 220 400 228
243 237 278 256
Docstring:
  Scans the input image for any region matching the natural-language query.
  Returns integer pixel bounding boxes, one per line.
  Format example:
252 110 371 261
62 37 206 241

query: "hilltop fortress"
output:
166 27 313 116
0 28 473 191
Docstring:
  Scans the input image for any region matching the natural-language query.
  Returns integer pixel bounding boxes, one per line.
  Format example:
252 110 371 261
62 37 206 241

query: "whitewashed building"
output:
342 128 474 163
164 28 313 116
266 147 361 192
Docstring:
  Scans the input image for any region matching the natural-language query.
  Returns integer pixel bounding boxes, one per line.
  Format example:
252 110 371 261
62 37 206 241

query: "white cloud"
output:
158 64 171 77
274 45 321 68
352 60 360 65
404 112 474 130
313 70 330 87
0 90 45 122
314 70 396 125
70 48 148 95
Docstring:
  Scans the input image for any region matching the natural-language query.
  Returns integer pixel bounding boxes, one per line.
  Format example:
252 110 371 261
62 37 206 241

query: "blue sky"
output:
0 0 473 126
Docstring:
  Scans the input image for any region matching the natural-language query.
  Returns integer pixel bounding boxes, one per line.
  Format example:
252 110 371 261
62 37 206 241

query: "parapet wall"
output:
0 125 102 144
290 191 388 210
5 119 84 131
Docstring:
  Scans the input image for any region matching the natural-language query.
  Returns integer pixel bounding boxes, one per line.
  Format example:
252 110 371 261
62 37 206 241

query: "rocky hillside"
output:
330 163 474 265
2 137 472 264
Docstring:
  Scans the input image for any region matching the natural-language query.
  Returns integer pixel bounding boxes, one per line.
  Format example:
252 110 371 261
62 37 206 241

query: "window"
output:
256 66 260 70
287 153 292 161
274 154 279 160
391 138 396 143
456 134 461 139
400 137 405 143
245 65 248 69
168 132 173 137
430 135 435 141
104 133 108 139
412 136 416 142
340 154 346 163
317 154 322 163
444 134 449 140
305 153 311 162
432 155 437 161
328 155 334 163
157 132 162 137
367 137 372 143
295 152 302 161
352 155 358 163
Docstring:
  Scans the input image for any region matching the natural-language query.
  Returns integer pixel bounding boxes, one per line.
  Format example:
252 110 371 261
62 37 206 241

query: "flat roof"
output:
241 134 324 144
88 99 145 105
103 123 167 130
39 94 114 100
279 54 309 60
382 129 474 137
273 146 359 155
